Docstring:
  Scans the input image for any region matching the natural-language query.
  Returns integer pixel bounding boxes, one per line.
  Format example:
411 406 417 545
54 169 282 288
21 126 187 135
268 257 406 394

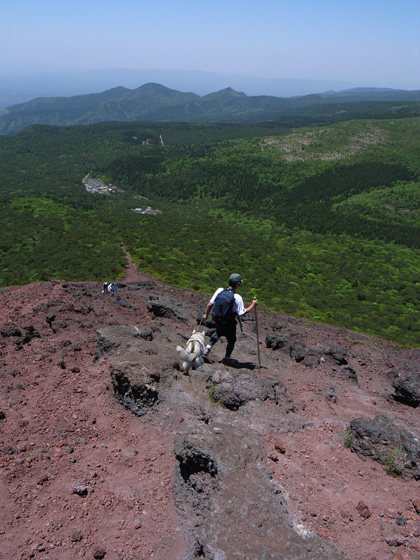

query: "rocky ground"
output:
0 259 419 560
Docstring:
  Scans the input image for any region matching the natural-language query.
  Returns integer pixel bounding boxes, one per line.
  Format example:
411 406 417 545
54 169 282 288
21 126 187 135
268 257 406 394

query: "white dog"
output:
176 330 206 374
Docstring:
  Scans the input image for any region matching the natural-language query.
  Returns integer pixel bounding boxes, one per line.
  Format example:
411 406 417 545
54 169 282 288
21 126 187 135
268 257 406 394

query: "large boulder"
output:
209 370 292 411
110 358 160 417
147 295 189 322
392 372 420 407
290 343 306 362
265 333 288 350
288 341 348 367
349 414 420 479
325 344 348 365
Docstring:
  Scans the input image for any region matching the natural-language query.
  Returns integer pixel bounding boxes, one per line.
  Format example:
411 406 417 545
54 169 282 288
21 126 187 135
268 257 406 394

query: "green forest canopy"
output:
0 117 419 346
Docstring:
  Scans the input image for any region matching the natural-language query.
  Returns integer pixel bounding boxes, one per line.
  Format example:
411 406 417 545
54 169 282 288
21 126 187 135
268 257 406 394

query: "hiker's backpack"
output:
212 288 236 323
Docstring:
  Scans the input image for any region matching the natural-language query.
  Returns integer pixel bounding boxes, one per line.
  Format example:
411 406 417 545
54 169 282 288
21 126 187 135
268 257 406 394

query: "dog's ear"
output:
192 329 196 334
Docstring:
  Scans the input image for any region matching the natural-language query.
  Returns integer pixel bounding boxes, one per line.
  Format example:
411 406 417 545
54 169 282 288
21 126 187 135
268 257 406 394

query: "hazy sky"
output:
1 0 419 90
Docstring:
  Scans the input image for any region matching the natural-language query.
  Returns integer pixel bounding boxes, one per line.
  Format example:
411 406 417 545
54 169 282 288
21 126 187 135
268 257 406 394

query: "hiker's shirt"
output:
210 288 246 318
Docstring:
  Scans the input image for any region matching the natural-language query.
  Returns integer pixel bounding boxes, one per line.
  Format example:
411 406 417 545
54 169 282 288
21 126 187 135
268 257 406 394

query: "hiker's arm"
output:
244 297 258 315
203 301 213 320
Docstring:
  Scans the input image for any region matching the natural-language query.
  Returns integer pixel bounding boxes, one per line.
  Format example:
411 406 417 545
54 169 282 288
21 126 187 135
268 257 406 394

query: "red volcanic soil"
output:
0 259 419 560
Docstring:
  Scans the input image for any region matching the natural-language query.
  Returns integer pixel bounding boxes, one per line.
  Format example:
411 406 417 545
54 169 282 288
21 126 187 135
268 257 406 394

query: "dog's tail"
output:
176 346 192 363
176 346 202 361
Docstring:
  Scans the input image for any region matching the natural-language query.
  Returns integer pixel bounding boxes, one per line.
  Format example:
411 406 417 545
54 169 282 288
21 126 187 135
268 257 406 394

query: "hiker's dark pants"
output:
209 319 237 357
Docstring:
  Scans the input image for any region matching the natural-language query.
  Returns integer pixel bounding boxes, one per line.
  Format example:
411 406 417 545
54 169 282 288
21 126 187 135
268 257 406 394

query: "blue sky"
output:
1 0 419 90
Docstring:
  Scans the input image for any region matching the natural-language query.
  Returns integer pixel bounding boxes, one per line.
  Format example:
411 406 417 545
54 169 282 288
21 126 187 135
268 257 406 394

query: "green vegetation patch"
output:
333 181 420 225
385 448 408 477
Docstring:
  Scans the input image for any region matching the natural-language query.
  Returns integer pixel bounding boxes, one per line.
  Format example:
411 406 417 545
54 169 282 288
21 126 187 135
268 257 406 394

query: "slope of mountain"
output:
1 82 419 135
1 271 419 559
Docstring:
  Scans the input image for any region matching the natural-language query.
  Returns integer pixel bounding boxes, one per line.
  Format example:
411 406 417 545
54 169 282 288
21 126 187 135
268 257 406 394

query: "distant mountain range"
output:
0 68 360 109
1 82 419 135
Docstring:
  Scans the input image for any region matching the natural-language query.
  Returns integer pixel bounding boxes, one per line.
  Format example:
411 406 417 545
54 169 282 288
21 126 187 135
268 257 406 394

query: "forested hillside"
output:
0 117 419 345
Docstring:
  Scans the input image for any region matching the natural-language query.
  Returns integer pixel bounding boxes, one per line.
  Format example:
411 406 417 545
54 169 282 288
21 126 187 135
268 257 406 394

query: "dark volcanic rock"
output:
333 365 359 385
326 344 348 365
392 372 420 407
289 343 321 368
349 414 420 479
0 322 22 337
210 370 286 410
174 423 347 560
303 349 321 368
21 324 40 344
265 333 288 350
46 313 56 331
289 341 348 367
290 343 306 362
147 296 188 322
134 327 154 341
93 547 106 559
110 358 159 417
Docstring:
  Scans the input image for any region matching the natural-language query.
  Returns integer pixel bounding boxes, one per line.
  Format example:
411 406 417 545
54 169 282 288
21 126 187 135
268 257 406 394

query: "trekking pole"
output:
251 289 261 368
255 305 261 368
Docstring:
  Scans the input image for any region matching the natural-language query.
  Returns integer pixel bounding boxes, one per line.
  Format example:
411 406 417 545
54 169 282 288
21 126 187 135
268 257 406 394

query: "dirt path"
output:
121 247 151 283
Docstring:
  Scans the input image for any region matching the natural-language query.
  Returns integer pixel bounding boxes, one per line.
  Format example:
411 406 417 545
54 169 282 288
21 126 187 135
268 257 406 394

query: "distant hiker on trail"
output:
202 273 257 363
102 282 109 295
108 282 117 295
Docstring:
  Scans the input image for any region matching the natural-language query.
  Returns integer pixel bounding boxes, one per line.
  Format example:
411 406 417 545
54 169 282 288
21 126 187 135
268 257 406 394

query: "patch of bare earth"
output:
0 259 419 559
261 123 388 162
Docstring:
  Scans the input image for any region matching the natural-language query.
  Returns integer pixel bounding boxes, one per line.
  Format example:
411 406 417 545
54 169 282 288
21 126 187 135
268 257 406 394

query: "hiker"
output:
108 282 117 295
102 282 109 295
202 273 257 362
